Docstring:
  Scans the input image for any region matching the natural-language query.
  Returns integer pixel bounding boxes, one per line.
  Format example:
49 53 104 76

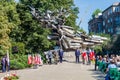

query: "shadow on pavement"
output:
63 59 75 63
63 59 82 64
88 68 105 80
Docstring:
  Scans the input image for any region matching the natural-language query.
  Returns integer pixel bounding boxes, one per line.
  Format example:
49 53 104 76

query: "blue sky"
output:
15 0 120 33
74 0 120 33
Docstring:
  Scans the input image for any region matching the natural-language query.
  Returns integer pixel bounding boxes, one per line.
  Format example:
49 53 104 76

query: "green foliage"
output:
96 33 110 38
9 0 79 53
39 52 47 63
12 42 25 54
13 2 55 53
92 9 102 18
10 54 30 69
78 27 86 34
0 0 20 54
109 35 120 51
99 35 120 55
10 60 25 69
94 45 102 54
0 49 5 56
0 0 80 65
92 34 110 54
89 32 94 36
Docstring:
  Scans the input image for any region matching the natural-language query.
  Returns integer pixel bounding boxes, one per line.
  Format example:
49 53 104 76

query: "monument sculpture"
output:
29 6 108 50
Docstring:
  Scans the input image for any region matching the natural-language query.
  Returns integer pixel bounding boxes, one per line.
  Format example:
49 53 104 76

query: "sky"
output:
15 0 120 33
74 0 120 33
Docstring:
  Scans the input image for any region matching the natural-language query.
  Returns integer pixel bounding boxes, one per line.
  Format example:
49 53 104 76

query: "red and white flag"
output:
28 55 32 65
34 54 42 65
89 51 95 60
82 52 87 60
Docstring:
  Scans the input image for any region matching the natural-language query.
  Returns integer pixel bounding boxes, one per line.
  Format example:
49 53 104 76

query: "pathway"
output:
0 51 105 80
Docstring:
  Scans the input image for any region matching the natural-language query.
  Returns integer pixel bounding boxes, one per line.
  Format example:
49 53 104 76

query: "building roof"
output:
102 2 120 13
88 17 103 24
113 2 120 6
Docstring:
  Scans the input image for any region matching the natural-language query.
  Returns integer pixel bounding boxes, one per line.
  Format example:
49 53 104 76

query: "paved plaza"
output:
0 52 105 80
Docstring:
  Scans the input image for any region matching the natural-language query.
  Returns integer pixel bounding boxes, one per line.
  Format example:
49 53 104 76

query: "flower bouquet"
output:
1 72 19 80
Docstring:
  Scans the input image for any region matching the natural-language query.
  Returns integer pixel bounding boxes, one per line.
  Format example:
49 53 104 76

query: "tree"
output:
10 2 54 52
10 0 79 53
0 0 20 55
92 9 102 18
106 35 120 54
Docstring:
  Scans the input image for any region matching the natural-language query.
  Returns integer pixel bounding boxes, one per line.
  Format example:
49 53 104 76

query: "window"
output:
108 28 110 32
108 19 110 23
115 16 120 25
103 21 105 26
115 7 119 12
116 27 120 34
111 28 113 33
110 9 113 14
103 28 105 33
113 7 115 12
108 9 112 15
108 11 110 15
110 18 113 22
98 23 102 32
103 29 105 33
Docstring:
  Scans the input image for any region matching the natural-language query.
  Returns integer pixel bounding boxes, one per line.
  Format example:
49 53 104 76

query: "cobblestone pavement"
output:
0 52 105 80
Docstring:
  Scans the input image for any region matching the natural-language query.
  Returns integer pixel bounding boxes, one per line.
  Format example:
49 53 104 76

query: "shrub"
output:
10 54 31 69
10 60 25 70
17 55 30 67
40 52 47 63
0 64 1 70
12 42 25 54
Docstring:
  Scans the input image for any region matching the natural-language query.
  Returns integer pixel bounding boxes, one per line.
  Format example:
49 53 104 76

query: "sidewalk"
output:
0 52 105 80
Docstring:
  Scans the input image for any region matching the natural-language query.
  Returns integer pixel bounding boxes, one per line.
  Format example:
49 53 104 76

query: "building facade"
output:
88 2 120 35
88 14 103 34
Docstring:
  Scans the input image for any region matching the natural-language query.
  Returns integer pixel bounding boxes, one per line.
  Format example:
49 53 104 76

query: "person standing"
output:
1 56 6 72
105 60 117 80
53 51 59 64
87 48 91 65
58 49 64 63
48 50 53 64
94 51 98 71
75 48 80 63
82 50 87 64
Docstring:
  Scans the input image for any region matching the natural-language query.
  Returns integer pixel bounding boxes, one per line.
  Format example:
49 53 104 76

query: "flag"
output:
28 55 32 65
82 52 87 60
89 51 95 60
34 55 40 64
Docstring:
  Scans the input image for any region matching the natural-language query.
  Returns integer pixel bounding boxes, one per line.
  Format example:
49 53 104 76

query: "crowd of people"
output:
44 49 64 65
95 54 120 80
81 48 95 64
1 48 120 80
0 48 95 72
43 48 95 65
0 47 96 73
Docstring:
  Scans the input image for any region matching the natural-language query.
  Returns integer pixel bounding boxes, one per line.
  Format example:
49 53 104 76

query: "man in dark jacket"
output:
58 49 64 63
1 55 7 72
75 48 80 63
